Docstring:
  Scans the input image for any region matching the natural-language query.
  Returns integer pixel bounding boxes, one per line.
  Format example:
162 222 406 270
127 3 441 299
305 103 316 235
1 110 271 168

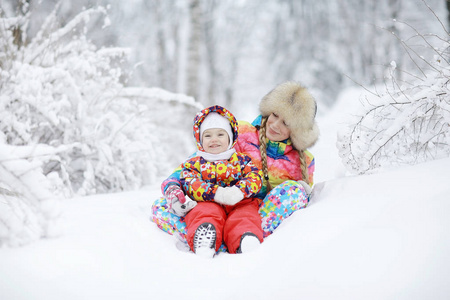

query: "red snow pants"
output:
185 198 263 254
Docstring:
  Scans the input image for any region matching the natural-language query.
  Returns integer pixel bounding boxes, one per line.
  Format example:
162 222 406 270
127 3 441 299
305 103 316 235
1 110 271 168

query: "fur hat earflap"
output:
259 81 319 150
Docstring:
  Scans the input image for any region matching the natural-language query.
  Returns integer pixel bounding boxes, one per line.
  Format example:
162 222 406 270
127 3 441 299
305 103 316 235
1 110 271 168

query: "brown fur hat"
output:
259 81 319 150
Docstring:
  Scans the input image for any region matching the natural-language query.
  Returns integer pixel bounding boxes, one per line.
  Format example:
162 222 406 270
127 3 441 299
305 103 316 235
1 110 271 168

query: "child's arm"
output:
161 165 182 193
213 155 262 206
180 158 219 202
160 152 198 195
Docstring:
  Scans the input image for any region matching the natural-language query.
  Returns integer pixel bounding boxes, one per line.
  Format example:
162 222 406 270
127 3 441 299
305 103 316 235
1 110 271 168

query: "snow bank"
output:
1 157 449 300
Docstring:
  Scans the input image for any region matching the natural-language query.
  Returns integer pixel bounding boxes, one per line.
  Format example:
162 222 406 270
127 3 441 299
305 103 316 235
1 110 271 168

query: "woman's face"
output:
265 113 291 142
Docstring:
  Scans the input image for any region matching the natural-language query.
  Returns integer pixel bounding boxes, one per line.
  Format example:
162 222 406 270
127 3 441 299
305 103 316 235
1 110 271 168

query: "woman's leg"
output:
151 197 187 239
259 180 309 238
224 199 263 253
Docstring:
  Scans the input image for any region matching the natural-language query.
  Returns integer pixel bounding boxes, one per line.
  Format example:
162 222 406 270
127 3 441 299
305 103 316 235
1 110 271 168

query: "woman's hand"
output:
297 180 312 198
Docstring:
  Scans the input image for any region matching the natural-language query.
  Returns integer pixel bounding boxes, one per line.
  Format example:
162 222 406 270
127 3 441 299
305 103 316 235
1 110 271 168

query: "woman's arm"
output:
304 150 315 186
233 154 263 198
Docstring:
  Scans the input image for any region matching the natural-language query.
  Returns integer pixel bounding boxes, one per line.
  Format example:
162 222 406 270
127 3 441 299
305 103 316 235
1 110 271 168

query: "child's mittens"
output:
165 185 186 206
297 180 312 198
165 184 196 216
171 197 197 217
214 186 244 206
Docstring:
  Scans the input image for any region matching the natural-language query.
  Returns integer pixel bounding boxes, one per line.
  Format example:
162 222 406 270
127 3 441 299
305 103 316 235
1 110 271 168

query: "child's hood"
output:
193 105 239 152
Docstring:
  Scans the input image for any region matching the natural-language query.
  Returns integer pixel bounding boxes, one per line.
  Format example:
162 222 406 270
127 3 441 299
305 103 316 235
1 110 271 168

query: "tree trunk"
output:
203 0 218 107
447 0 450 32
12 0 31 48
388 0 402 81
186 0 202 101
154 1 168 89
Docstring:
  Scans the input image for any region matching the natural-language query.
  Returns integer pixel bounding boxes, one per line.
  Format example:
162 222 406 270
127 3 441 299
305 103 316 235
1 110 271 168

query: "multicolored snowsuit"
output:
151 114 315 248
179 106 264 253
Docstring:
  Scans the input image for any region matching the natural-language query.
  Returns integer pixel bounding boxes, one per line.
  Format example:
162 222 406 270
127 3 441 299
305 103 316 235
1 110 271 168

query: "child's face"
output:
266 113 291 141
202 128 230 154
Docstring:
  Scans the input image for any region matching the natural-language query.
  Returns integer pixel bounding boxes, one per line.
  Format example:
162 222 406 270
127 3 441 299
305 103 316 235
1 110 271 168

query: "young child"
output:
177 105 264 258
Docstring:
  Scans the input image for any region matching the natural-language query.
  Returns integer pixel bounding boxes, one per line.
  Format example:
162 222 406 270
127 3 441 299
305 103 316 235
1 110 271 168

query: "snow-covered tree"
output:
0 3 201 246
337 15 450 174
1 4 200 194
8 0 444 112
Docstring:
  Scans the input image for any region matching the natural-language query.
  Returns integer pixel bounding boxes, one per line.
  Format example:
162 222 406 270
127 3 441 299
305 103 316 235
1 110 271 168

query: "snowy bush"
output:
1 5 200 194
337 25 450 174
0 5 201 246
0 145 61 247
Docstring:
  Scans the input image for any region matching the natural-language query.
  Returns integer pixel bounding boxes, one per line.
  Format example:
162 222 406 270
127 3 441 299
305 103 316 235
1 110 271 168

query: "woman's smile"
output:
268 126 279 136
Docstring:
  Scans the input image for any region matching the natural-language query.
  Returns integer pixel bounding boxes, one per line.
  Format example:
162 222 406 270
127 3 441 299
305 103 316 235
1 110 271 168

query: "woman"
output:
151 81 319 244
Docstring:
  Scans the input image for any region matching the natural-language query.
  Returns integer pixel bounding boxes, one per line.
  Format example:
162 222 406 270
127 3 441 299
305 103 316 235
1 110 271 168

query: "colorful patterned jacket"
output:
179 106 262 202
234 115 315 198
161 114 315 200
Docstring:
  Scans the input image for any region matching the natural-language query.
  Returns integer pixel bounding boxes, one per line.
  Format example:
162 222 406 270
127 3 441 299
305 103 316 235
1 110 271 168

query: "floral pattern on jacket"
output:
234 115 315 198
180 152 263 202
161 115 315 200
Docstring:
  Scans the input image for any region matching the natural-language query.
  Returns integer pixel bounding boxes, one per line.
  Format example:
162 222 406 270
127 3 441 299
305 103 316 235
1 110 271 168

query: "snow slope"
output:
1 157 449 300
1 88 450 300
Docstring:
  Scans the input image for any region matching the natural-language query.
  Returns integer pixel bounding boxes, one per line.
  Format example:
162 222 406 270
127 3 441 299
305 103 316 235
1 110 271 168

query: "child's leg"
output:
259 180 309 238
184 201 226 252
151 197 187 239
224 199 263 254
151 180 309 243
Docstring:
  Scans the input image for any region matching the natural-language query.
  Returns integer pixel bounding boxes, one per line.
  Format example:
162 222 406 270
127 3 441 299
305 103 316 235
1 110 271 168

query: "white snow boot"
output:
193 223 216 258
238 233 261 254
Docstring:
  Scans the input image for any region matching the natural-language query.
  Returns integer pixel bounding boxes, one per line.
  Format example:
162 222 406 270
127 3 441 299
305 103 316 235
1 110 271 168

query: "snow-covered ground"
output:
1 88 450 300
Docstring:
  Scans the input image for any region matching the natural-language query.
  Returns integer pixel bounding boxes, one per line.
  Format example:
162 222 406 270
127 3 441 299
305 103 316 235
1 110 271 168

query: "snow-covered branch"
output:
337 38 450 174
0 145 62 247
0 4 201 247
24 7 107 64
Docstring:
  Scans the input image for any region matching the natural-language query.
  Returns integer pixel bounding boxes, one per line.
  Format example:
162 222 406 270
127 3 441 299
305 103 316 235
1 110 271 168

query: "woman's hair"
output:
259 116 272 191
259 116 310 192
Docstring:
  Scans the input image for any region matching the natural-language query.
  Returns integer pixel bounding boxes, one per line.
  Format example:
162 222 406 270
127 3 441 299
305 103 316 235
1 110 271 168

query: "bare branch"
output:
343 73 379 97
420 0 450 37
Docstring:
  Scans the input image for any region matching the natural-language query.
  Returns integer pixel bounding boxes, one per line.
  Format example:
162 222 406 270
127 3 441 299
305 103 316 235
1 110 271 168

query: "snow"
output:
1 88 450 300
335 55 450 175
